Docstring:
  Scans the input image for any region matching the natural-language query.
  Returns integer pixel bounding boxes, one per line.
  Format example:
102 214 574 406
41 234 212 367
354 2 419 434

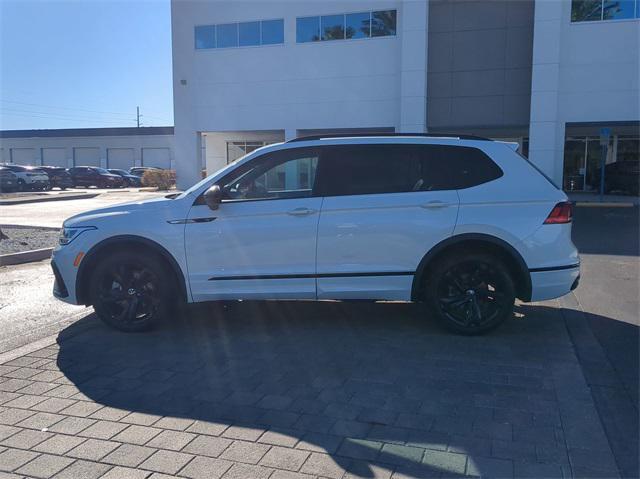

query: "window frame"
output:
571 0 640 22
296 9 397 44
194 18 285 50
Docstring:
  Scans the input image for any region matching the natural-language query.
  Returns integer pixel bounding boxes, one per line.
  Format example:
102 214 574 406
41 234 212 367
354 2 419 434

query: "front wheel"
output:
424 253 515 335
89 251 172 332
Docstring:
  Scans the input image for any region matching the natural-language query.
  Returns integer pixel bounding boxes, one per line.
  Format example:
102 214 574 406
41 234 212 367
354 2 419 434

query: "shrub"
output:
142 169 176 190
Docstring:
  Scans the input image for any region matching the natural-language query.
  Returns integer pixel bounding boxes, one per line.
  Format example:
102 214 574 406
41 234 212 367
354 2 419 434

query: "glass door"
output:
563 138 587 191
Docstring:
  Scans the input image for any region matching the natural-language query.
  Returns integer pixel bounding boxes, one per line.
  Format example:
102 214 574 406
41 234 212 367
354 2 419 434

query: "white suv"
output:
52 135 580 334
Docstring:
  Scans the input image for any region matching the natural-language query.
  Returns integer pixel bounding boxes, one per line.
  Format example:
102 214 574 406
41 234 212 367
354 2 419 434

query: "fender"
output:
411 233 532 302
75 235 188 305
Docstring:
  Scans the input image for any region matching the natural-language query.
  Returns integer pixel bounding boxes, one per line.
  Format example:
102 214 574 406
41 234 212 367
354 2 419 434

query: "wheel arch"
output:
411 233 532 302
75 235 188 305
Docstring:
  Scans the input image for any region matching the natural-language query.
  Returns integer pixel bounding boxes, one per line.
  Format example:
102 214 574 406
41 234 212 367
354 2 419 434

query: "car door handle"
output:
421 200 448 209
287 207 317 216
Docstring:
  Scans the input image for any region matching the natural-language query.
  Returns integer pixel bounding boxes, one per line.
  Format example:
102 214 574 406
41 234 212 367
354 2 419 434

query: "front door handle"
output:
287 207 316 216
421 200 448 209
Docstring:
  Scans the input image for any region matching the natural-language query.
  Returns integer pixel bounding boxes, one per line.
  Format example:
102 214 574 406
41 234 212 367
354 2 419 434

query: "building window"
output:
296 10 396 43
226 141 270 164
195 19 284 49
571 0 639 22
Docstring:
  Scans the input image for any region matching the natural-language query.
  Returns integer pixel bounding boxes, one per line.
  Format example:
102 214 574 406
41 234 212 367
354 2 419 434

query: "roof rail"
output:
287 132 494 143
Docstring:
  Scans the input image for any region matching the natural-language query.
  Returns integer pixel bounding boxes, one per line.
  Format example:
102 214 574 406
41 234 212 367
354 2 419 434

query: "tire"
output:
89 251 173 332
423 253 515 335
17 179 26 192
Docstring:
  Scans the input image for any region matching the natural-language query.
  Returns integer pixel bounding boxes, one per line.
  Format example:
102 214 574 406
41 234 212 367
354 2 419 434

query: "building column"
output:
99 147 108 168
175 128 202 190
66 147 74 168
398 0 428 133
528 0 564 185
284 128 297 189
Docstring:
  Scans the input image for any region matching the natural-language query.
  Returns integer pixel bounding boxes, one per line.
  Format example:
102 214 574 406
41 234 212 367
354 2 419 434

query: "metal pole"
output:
599 144 606 202
136 106 140 128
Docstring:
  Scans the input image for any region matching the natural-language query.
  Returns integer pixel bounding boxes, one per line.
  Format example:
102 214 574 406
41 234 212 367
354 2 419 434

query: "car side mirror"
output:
204 184 222 210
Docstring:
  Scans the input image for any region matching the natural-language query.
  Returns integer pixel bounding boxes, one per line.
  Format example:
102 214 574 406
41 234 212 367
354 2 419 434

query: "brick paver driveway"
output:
0 300 620 478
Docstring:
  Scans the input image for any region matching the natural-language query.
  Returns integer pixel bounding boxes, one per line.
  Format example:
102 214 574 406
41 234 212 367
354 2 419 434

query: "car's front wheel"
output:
89 251 171 332
424 253 515 335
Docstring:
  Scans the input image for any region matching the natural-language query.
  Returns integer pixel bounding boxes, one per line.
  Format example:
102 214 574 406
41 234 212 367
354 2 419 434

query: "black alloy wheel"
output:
425 253 515 334
90 252 170 332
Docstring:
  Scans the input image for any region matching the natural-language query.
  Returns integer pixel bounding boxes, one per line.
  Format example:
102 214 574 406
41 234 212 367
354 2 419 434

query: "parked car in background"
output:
39 166 74 190
52 134 580 335
602 161 640 195
0 167 18 192
129 166 163 177
107 169 142 187
0 164 50 191
67 167 124 188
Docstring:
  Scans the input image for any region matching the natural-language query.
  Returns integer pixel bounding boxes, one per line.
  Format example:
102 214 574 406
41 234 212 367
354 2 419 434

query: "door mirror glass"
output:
204 184 222 210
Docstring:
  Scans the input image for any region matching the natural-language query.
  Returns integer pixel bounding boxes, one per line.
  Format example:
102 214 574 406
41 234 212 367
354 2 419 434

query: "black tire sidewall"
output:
89 251 171 332
424 253 516 335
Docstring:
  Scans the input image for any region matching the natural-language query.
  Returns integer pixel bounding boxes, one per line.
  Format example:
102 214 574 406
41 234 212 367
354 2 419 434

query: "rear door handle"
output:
287 207 317 216
421 200 448 209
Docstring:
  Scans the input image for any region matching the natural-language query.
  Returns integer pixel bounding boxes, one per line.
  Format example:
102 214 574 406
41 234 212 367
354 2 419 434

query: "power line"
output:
0 111 136 125
0 107 137 123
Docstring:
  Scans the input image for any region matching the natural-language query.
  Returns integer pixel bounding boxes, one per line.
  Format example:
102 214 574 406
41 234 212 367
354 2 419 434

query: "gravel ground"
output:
0 225 59 255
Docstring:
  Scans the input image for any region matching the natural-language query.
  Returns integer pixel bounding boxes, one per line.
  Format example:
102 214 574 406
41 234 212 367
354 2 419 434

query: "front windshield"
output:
94 168 111 174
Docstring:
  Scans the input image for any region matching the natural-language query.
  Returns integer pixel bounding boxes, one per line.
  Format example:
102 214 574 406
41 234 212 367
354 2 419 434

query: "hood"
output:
63 195 175 227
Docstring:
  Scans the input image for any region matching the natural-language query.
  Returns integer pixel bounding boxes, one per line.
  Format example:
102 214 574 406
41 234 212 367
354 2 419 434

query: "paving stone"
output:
323 402 362 420
0 392 21 405
270 470 315 479
89 407 129 421
184 420 227 435
32 434 85 454
295 432 343 454
182 435 232 457
421 449 467 474
102 444 156 467
1 428 53 449
394 413 433 431
15 453 74 479
330 419 372 438
78 420 128 439
258 410 300 428
466 455 514 478
66 438 120 461
259 445 309 471
146 429 196 451
219 440 270 464
139 450 193 475
3 394 48 409
221 463 273 479
3 367 41 380
293 414 334 434
99 466 152 479
52 459 111 479
111 425 162 445
43 385 79 399
0 379 32 393
0 425 20 442
30 371 64 383
491 439 537 462
343 460 393 479
47 416 95 435
379 443 425 467
257 429 298 447
31 398 76 413
257 395 293 410
0 448 39 471
357 408 397 426
337 438 382 461
221 424 264 442
513 461 563 478
472 419 513 441
367 424 409 444
16 411 64 429
120 412 162 426
0 407 35 425
300 452 347 479
58 401 103 418
179 456 233 479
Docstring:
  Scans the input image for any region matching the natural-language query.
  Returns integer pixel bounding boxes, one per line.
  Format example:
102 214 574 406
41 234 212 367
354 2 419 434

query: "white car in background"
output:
51 134 580 335
0 164 50 191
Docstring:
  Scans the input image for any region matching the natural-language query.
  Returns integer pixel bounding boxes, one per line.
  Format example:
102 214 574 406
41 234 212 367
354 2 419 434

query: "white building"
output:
0 127 176 170
171 0 639 192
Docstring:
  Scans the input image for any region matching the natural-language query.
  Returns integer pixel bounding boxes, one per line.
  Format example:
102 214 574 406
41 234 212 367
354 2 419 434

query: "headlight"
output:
59 226 96 245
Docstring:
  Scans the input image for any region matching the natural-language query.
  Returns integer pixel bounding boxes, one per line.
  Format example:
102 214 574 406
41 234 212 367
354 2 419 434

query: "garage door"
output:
0 148 4 163
107 148 135 170
74 147 100 166
11 148 36 165
42 148 67 167
142 148 171 169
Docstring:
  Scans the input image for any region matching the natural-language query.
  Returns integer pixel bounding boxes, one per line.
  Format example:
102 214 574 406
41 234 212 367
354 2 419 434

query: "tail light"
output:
544 201 573 224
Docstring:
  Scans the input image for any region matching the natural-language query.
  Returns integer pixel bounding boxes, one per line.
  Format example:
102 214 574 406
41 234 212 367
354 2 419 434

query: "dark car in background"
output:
40 166 74 190
129 166 162 177
603 161 640 195
107 169 142 187
0 167 18 192
68 166 124 188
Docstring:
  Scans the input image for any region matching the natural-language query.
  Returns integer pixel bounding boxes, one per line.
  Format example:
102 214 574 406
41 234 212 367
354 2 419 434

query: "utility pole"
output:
136 106 140 128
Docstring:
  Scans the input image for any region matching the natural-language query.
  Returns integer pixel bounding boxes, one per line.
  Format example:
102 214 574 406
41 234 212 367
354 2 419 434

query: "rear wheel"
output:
89 251 172 332
424 253 515 335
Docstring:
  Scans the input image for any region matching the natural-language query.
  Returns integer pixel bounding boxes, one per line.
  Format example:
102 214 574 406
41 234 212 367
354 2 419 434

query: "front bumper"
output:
530 264 580 302
51 260 68 298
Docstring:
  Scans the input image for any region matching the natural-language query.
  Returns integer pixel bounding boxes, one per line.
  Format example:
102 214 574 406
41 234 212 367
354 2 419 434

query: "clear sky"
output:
0 0 173 130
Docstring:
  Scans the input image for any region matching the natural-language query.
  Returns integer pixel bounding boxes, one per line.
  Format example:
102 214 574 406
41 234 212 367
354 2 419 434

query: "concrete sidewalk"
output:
0 299 625 479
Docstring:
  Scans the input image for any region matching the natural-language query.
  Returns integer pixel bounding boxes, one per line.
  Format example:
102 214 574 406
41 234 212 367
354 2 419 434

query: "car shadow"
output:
54 301 635 477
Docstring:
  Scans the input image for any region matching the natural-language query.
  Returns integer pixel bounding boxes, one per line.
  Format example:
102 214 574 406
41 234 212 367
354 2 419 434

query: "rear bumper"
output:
529 264 580 302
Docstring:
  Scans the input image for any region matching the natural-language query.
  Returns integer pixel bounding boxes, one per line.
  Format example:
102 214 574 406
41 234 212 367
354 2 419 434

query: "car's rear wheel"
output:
89 251 171 332
424 253 515 335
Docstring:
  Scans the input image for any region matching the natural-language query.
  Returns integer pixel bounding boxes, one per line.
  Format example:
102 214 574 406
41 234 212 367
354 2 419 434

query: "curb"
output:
0 247 53 266
574 201 635 208
0 192 99 205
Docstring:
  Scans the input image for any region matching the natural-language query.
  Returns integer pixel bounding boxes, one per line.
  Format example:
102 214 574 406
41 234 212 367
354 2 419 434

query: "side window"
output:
220 148 319 201
416 145 503 190
318 145 419 196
